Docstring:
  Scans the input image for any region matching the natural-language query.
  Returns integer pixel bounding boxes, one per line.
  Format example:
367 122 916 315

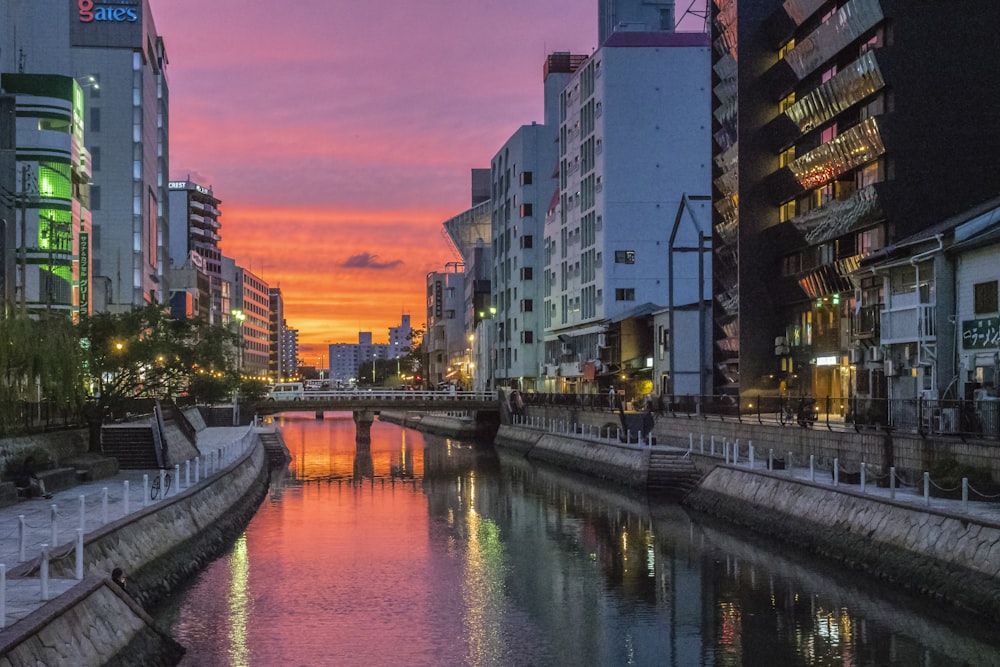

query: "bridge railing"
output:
277 389 498 402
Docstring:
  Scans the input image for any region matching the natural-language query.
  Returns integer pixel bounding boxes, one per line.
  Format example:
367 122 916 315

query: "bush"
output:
929 459 997 499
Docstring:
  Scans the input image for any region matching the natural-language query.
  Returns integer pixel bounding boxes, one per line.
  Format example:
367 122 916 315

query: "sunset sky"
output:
154 1 598 364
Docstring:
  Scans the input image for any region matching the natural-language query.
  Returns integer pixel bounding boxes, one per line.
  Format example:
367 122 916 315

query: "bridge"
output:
253 390 500 445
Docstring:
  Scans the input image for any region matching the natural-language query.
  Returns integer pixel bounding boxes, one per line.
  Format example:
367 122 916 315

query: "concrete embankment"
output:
0 431 271 665
379 410 490 440
685 466 1000 621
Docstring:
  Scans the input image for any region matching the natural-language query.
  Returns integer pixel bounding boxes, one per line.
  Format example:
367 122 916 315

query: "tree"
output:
78 305 240 415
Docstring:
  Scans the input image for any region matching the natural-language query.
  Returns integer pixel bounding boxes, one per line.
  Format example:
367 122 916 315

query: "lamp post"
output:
372 354 377 385
230 309 246 376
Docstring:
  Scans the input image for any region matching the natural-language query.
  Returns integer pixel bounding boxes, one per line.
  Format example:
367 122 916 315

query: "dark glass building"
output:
711 0 1000 403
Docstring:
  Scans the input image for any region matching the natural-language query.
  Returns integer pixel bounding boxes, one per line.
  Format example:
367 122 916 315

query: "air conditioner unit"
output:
885 360 897 376
868 347 884 362
597 333 606 348
848 348 862 364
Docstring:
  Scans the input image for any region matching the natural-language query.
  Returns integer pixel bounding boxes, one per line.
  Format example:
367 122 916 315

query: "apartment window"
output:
614 250 635 264
779 146 796 169
779 200 796 223
779 92 796 113
520 235 534 249
522 331 534 344
778 39 795 60
521 171 533 185
90 108 100 132
521 299 534 312
520 203 533 217
974 281 998 314
520 267 533 280
615 288 635 301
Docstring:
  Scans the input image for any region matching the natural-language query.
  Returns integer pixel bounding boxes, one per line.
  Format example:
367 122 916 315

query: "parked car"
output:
267 382 304 401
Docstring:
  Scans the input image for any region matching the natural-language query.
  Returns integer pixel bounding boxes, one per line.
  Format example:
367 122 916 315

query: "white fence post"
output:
18 515 25 563
40 545 50 601
143 475 149 508
79 495 86 531
195 457 201 483
924 471 930 506
75 529 84 580
833 458 839 486
186 460 191 487
101 488 108 525
890 467 896 499
123 481 130 516
809 455 815 482
787 452 793 475
0 563 5 629
962 477 969 511
49 504 58 548
861 463 866 493
175 464 181 494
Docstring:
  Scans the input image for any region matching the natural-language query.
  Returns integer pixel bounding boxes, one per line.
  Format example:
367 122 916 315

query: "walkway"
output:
511 414 1000 526
0 425 259 628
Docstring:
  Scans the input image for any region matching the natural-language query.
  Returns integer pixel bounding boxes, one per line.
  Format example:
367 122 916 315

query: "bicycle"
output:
150 471 173 500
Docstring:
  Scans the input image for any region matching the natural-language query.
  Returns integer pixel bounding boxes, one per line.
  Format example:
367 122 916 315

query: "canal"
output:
155 413 1000 666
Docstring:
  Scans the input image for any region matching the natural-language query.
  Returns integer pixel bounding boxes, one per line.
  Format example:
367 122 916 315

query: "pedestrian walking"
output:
608 385 616 410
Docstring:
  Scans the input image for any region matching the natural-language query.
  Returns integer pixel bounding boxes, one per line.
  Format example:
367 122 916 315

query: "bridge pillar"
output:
353 409 376 449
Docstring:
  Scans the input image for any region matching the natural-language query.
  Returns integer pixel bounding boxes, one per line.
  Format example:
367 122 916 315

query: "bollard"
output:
890 466 896 499
75 529 84 581
159 470 167 500
711 435 716 456
733 442 739 465
175 464 181 494
186 460 191 487
143 474 149 508
123 480 130 516
0 563 5 629
101 488 109 525
689 434 694 453
809 455 815 482
861 463 867 493
748 444 755 468
79 495 86 532
18 516 25 563
724 441 730 464
834 458 839 486
40 545 50 602
49 504 58 548
195 457 201 483
768 449 774 471
962 477 968 512
617 427 622 441
788 452 793 475
924 471 930 506
700 434 705 454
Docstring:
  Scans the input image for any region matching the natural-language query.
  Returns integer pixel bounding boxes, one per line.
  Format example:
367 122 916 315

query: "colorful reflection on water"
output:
157 413 1000 666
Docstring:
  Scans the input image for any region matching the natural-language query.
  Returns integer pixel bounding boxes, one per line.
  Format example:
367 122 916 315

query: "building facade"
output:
168 179 222 323
544 33 711 396
0 73 92 319
711 0 1000 404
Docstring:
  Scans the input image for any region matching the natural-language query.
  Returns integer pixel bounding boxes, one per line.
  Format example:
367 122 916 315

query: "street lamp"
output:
372 354 377 385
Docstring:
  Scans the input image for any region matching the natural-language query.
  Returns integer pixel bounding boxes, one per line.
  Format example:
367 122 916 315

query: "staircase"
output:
647 450 702 499
101 425 159 469
258 431 291 469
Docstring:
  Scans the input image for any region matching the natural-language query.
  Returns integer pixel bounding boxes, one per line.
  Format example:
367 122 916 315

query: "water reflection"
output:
159 414 1000 666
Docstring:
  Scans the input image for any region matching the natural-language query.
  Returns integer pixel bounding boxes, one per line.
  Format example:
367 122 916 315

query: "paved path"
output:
0 426 258 629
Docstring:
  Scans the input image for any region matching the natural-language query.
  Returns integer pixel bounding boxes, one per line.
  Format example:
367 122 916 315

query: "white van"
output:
267 382 304 401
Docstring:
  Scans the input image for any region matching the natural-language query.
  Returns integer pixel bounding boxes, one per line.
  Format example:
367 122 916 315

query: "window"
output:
520 203 533 217
614 250 635 264
90 108 100 132
779 146 795 169
520 235 533 249
521 331 534 343
974 281 998 314
521 171 533 185
615 288 635 301
521 299 534 312
520 267 533 280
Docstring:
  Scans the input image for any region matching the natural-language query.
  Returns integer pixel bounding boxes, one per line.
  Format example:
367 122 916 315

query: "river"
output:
155 413 1000 666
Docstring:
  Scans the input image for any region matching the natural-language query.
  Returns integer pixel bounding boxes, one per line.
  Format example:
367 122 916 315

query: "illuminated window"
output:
779 146 796 168
778 39 795 59
779 200 797 222
779 92 796 113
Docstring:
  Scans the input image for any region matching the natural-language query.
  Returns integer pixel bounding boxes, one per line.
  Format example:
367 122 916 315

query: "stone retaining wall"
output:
685 466 1000 621
520 406 1000 483
2 432 269 663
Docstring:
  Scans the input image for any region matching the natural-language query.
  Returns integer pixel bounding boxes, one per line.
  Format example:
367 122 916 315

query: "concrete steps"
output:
647 450 701 498
258 431 291 469
101 426 158 469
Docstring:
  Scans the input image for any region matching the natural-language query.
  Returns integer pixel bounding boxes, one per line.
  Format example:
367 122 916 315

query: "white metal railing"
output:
0 424 258 626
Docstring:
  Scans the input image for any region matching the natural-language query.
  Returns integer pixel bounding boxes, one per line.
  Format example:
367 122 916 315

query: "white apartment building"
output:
543 31 711 393
169 180 223 323
4 0 170 311
328 317 412 386
490 53 581 391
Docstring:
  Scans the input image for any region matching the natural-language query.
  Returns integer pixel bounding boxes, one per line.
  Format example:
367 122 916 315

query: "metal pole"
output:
75 529 84 580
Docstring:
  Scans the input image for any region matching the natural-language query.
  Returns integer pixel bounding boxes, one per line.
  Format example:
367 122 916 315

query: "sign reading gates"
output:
71 0 143 48
78 0 138 22
962 317 1000 350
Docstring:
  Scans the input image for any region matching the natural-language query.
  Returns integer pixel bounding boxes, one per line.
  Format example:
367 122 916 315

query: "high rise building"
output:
268 287 284 379
280 326 299 379
0 74 92 318
223 256 269 378
168 180 222 323
544 32 711 394
711 0 1000 402
4 0 169 312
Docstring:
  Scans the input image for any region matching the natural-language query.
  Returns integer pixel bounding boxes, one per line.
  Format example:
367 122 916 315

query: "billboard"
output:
70 0 144 48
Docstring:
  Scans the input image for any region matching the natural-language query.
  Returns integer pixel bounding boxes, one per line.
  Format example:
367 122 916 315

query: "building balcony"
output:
782 0 884 80
784 51 885 135
850 304 881 340
791 184 883 245
880 303 936 345
788 117 885 190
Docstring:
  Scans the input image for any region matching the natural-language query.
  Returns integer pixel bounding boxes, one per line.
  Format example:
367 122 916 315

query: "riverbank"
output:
401 412 1000 621
0 426 273 665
